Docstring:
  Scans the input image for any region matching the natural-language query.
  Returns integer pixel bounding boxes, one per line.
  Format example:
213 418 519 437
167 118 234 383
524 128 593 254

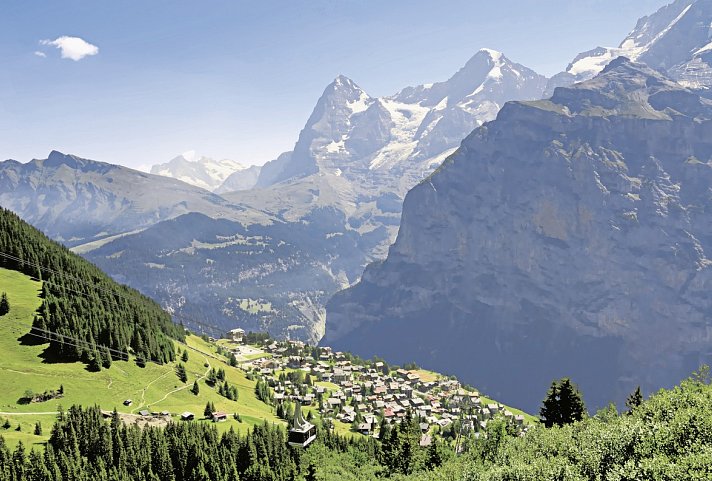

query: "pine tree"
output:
625 386 643 414
0 292 9 316
540 378 587 427
305 462 318 481
34 422 42 436
181 350 189 363
426 440 444 470
101 347 112 369
203 402 215 419
191 381 200 396
176 363 187 383
88 352 102 372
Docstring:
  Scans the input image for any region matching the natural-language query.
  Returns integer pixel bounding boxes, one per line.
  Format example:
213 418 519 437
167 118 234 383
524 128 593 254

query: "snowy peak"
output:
257 49 548 188
562 0 712 87
539 57 712 120
150 153 254 191
305 75 373 131
620 0 695 50
395 48 546 108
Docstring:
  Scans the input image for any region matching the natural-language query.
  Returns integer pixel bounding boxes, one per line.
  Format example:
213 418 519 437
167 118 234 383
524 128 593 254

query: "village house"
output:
212 412 228 422
229 328 245 342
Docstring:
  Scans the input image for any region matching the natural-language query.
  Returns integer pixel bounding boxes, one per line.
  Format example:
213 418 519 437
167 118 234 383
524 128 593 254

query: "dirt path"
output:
131 369 173 413
145 355 212 409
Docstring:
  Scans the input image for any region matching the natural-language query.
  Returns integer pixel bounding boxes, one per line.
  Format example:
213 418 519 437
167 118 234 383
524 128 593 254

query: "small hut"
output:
288 401 316 448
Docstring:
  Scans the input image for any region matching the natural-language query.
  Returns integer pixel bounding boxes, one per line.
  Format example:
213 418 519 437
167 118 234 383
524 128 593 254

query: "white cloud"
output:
33 51 47 58
40 36 99 61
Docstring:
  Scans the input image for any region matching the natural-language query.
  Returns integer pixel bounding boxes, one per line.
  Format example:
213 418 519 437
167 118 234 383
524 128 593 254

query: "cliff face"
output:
324 58 712 411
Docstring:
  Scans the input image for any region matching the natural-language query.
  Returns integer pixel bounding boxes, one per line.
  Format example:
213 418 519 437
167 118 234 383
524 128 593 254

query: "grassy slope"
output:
0 266 535 449
0 268 282 449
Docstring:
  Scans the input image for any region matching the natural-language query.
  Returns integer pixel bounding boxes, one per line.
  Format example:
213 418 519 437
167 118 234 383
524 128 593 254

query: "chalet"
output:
332 369 349 383
181 412 195 421
419 434 432 447
212 412 228 422
357 422 372 435
123 399 133 406
138 410 150 417
229 328 245 342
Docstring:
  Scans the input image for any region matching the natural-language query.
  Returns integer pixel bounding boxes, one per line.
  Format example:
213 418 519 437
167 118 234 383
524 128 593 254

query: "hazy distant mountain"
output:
247 49 548 259
0 150 259 246
325 58 712 411
150 152 260 192
215 165 262 193
547 0 712 93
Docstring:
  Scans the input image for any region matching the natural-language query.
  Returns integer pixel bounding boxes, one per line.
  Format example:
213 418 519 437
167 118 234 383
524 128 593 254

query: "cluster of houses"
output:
237 339 528 442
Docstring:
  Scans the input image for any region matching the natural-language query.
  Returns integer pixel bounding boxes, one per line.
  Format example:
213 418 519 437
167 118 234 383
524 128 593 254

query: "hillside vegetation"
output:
0 267 282 449
0 207 183 366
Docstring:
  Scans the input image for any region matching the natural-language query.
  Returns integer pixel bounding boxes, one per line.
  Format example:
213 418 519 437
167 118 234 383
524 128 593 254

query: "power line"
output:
2 315 133 360
0 250 224 335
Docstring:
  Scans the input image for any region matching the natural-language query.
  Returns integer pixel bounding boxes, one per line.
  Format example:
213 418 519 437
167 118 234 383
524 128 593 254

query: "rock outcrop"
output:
325 58 712 411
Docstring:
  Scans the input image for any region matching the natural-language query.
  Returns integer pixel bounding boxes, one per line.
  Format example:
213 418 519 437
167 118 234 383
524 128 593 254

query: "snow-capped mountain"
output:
2 48 549 342
0 151 259 246
548 0 712 92
150 151 260 192
325 58 712 411
258 49 548 194
214 165 262 194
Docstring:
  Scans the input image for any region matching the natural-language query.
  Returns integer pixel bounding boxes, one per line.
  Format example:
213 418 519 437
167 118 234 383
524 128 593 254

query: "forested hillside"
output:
0 207 183 366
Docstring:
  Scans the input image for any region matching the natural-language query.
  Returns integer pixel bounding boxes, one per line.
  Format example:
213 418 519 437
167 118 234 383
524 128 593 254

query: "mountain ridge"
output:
324 58 712 411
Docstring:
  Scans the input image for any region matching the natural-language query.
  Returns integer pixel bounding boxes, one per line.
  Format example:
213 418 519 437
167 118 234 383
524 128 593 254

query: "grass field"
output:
0 268 282 449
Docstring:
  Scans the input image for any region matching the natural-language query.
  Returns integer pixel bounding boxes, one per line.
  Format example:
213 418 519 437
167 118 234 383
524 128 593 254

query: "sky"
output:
0 0 671 171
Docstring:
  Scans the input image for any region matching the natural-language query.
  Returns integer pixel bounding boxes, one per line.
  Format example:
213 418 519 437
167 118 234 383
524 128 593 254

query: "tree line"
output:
0 207 184 367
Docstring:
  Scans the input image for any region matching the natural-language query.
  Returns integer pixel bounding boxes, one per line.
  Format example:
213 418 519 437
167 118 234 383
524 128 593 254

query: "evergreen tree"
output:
34 422 42 436
426 440 444 470
181 350 189 363
203 402 215 419
0 292 9 316
88 351 102 372
176 363 187 383
101 347 112 369
0 207 184 368
540 378 587 427
305 462 318 481
626 386 643 414
191 381 200 396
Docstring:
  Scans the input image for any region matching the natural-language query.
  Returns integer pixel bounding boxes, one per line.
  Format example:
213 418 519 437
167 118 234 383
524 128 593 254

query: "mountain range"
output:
150 151 262 193
547 0 712 92
0 48 548 341
324 57 712 411
3 0 712 409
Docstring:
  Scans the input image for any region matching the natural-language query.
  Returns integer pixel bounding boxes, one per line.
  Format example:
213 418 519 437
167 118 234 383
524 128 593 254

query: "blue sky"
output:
0 0 670 170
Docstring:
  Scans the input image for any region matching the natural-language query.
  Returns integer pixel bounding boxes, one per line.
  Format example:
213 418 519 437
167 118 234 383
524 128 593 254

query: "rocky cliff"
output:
324 58 712 411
